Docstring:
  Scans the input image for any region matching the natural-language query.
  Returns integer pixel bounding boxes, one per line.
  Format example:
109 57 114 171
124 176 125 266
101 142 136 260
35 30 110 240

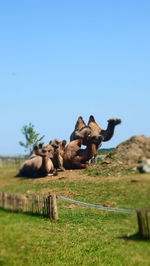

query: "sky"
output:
0 0 150 155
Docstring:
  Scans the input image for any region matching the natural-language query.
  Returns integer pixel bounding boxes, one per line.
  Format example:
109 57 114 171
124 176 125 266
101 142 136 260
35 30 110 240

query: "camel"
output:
69 116 121 164
16 145 54 177
70 115 121 145
70 116 99 146
70 115 102 141
70 115 103 147
49 139 67 171
63 137 103 169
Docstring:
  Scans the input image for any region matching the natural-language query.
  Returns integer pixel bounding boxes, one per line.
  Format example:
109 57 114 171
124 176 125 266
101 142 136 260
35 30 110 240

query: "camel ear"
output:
88 115 95 124
38 143 43 148
33 145 38 151
61 140 67 147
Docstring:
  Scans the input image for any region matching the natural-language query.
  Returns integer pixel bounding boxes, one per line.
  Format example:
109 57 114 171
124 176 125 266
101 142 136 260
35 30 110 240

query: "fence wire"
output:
57 195 136 214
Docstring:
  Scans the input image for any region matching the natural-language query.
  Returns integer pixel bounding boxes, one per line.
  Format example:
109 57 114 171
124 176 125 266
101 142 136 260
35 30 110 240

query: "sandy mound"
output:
86 136 150 176
107 135 150 166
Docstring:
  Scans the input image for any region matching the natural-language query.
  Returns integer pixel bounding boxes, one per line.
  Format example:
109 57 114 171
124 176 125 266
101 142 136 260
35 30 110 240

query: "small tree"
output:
19 123 45 154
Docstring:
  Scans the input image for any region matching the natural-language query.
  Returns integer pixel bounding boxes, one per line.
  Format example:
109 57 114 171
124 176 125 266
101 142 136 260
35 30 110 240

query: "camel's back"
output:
63 140 81 160
20 156 42 176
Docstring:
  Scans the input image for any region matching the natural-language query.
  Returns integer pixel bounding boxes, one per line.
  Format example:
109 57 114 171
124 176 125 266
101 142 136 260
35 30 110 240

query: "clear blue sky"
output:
0 0 150 155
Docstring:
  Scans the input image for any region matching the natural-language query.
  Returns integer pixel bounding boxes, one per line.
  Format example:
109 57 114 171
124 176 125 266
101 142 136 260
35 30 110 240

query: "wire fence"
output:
0 192 149 238
57 195 136 214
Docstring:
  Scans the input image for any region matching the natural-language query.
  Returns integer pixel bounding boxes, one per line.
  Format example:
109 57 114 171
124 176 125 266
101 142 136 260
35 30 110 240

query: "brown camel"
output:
70 115 103 147
49 139 67 171
63 138 102 169
16 145 54 177
70 115 121 145
70 115 101 141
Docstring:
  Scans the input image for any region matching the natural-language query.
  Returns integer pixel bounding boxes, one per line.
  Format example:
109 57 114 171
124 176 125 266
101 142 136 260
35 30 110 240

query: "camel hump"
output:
75 116 86 130
78 116 83 120
88 115 95 124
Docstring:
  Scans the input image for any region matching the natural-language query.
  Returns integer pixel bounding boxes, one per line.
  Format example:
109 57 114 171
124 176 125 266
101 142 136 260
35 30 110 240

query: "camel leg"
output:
72 156 88 169
57 154 65 171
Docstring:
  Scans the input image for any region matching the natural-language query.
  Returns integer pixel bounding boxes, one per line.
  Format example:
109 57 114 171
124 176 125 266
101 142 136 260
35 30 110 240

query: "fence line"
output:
0 192 51 218
57 195 136 214
0 192 149 238
57 195 150 239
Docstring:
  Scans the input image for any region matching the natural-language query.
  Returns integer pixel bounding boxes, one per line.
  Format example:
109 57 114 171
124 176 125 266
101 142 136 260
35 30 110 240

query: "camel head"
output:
49 139 66 150
107 118 122 126
74 126 91 145
49 139 67 157
49 139 60 149
75 126 91 138
38 144 54 159
86 134 104 146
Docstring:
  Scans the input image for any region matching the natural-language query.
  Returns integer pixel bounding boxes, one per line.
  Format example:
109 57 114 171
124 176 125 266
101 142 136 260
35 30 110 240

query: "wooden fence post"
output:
137 210 150 239
49 194 58 221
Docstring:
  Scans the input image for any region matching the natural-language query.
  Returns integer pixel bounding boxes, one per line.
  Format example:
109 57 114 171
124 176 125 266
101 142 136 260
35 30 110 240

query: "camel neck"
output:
101 123 115 142
86 143 97 160
40 156 49 176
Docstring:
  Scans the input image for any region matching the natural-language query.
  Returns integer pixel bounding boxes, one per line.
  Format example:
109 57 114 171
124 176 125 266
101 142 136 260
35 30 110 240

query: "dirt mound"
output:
107 135 150 166
85 136 150 176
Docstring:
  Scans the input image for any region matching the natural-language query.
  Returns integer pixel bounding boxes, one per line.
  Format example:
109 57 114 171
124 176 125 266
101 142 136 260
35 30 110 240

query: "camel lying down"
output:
16 140 67 177
17 115 121 175
16 155 54 178
63 138 103 169
16 145 55 178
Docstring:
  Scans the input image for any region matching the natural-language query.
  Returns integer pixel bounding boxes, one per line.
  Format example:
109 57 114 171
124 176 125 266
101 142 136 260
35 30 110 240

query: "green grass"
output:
0 167 150 265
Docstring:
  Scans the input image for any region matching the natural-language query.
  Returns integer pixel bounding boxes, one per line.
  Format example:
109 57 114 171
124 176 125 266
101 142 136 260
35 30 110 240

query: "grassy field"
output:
0 165 150 266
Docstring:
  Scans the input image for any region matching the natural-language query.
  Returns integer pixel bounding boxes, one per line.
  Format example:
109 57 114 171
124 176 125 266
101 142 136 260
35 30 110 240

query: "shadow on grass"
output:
119 233 150 242
0 207 50 220
15 175 47 180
